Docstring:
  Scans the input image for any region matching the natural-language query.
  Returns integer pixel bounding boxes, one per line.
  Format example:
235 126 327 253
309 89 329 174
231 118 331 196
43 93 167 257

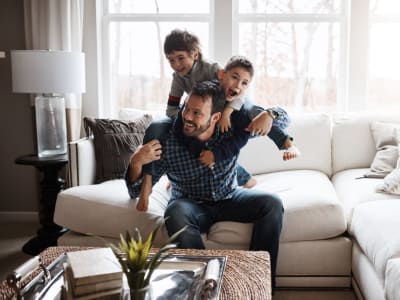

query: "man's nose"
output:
184 114 193 121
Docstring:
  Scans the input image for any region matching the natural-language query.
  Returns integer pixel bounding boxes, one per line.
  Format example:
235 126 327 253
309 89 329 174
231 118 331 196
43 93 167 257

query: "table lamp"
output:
11 50 86 157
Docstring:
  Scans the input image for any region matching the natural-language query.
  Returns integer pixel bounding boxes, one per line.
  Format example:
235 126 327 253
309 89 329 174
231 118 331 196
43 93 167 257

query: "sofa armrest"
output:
68 137 96 186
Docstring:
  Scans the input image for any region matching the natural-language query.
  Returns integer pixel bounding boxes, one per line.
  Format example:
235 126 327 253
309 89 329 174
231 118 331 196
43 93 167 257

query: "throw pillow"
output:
376 150 400 195
83 115 152 183
364 122 400 178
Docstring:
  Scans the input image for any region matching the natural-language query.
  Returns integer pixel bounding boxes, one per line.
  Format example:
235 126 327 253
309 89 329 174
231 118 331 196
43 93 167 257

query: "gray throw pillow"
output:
364 122 400 178
83 115 152 183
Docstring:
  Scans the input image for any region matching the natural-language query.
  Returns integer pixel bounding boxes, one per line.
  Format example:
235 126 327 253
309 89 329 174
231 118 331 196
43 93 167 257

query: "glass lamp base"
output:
35 95 67 157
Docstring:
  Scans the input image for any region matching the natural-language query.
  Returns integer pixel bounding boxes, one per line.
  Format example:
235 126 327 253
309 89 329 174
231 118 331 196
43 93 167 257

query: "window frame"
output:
92 0 399 117
100 0 214 117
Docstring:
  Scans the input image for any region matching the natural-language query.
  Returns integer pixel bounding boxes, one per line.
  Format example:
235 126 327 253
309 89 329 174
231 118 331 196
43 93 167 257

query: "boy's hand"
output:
219 114 231 133
246 111 273 136
219 107 233 133
199 150 215 169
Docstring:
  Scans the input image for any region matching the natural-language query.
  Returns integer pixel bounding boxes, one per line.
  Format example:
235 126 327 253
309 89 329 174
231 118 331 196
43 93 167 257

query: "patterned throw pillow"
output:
83 115 152 183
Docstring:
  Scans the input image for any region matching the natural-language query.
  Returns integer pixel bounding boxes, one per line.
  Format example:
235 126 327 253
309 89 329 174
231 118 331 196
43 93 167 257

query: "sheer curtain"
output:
23 0 84 141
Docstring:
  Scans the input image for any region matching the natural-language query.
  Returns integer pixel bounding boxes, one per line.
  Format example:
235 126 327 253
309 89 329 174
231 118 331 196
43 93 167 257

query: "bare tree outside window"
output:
237 0 340 113
367 0 400 111
106 0 210 115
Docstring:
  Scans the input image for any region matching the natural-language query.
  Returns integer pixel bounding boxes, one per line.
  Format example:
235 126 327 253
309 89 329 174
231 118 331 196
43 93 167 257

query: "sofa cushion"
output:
83 115 152 183
350 200 400 282
54 177 171 246
239 113 332 176
364 122 400 178
376 152 400 195
385 258 400 300
255 170 347 242
332 168 399 228
332 113 400 174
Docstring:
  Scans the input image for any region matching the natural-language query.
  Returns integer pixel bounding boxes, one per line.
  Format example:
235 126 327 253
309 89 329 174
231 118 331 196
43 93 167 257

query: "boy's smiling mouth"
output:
227 88 238 99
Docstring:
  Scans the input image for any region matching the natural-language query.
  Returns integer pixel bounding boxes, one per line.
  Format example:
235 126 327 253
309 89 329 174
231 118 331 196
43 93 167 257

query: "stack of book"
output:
63 248 123 300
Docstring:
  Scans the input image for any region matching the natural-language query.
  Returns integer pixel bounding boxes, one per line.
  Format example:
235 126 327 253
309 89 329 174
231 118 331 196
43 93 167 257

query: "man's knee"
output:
262 193 284 221
164 200 193 233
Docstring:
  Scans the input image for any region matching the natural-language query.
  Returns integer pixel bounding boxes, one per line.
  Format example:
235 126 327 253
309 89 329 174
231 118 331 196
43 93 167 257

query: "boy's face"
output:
166 50 198 77
219 66 252 101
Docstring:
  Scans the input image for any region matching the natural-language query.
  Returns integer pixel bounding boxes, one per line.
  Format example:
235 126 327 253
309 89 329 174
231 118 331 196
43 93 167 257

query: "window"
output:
100 0 400 116
234 0 345 112
102 0 211 117
367 0 400 111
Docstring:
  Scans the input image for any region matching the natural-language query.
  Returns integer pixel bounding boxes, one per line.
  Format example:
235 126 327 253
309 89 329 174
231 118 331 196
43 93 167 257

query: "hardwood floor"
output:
0 218 38 282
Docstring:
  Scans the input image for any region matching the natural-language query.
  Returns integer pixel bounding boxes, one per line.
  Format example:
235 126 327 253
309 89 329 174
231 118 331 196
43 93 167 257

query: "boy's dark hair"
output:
191 80 225 114
224 55 254 78
164 29 203 60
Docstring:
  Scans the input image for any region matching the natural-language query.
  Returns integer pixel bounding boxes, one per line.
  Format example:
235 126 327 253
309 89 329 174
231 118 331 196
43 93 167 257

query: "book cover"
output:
66 248 122 286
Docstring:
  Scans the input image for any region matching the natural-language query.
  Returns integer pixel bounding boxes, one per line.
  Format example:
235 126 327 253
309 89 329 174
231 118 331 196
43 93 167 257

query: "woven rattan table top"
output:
0 246 271 300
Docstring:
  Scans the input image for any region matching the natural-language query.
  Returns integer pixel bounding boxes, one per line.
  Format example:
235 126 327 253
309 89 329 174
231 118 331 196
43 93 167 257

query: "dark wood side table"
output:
15 154 69 256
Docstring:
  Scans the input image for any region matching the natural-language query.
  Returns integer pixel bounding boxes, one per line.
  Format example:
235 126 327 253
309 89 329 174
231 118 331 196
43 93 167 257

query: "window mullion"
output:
347 0 369 111
213 0 233 63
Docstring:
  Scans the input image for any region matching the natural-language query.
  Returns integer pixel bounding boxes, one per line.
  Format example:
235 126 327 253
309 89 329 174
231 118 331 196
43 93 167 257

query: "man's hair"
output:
164 29 203 60
190 80 225 114
224 55 254 78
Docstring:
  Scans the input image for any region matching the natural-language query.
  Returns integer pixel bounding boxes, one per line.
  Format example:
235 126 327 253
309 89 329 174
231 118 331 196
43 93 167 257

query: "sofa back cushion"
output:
332 113 400 174
238 113 332 176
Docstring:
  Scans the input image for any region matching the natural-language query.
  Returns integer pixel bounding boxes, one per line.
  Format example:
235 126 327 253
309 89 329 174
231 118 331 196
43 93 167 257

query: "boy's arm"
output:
219 106 234 133
219 98 243 133
166 74 185 118
209 108 252 162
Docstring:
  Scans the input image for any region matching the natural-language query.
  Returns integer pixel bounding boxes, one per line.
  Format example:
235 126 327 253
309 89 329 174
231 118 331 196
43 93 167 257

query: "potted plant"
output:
110 220 186 300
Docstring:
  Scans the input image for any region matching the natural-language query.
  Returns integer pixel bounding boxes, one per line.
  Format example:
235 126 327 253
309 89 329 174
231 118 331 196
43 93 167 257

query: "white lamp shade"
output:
11 50 86 94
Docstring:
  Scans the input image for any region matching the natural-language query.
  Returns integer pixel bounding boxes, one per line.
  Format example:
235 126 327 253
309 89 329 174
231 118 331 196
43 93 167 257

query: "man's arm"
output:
125 140 164 198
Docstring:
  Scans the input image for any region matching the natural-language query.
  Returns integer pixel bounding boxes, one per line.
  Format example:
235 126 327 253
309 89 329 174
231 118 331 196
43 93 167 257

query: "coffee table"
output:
1 246 271 299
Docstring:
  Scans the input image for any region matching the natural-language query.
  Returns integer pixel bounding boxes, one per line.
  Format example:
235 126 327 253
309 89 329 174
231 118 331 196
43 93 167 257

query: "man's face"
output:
219 66 252 101
181 95 218 139
166 50 198 77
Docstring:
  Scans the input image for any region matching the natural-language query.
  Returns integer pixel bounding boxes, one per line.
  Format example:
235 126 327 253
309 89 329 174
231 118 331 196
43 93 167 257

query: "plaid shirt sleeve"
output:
124 157 168 199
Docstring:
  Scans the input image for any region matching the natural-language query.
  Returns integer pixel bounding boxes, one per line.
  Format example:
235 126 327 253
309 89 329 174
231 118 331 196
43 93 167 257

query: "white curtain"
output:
23 0 85 141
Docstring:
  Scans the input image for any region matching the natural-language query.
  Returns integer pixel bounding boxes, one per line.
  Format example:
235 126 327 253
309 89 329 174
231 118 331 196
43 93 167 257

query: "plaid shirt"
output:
126 109 251 202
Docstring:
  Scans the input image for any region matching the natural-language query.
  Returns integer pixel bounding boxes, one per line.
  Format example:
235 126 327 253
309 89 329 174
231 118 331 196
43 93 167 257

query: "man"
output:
125 80 284 289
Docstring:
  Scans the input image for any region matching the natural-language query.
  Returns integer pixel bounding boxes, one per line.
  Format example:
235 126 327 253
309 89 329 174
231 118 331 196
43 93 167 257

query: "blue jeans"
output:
164 188 284 289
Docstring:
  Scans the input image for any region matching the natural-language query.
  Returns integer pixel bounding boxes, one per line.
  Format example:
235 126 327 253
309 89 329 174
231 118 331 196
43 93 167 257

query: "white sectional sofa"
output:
54 112 400 300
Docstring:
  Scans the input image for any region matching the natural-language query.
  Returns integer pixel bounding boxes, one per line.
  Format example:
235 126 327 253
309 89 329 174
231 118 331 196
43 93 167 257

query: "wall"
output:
0 0 39 215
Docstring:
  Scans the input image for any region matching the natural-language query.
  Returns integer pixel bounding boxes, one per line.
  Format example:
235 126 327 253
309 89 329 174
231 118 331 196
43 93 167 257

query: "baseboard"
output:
0 211 38 223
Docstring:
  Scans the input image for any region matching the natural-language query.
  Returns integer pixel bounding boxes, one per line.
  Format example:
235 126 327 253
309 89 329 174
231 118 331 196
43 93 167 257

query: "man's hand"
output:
129 139 162 182
133 139 162 165
246 111 273 136
199 150 215 169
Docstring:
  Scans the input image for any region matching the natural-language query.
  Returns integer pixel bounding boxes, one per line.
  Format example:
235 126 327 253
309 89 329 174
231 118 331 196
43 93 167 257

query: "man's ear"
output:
217 69 224 81
212 112 222 123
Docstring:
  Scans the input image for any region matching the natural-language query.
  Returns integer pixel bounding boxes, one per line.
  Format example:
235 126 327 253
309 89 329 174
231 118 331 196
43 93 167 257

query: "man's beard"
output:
183 118 211 137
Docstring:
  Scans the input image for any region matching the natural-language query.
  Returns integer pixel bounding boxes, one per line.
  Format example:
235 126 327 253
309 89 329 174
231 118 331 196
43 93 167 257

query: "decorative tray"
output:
8 253 227 300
